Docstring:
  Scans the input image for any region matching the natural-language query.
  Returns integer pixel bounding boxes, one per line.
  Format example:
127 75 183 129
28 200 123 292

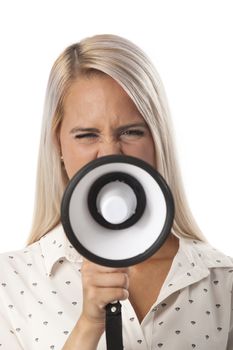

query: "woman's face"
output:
59 75 156 179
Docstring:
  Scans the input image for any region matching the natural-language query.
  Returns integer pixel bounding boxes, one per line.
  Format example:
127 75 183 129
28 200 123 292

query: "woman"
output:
0 34 232 350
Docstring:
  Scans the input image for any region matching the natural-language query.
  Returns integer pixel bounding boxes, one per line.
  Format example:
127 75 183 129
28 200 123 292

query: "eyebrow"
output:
69 122 148 134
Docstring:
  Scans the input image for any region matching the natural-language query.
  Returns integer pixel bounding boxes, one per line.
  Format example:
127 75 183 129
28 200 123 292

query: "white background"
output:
0 0 232 255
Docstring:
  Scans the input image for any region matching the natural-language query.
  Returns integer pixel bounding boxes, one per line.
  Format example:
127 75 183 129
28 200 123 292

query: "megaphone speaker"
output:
61 155 174 267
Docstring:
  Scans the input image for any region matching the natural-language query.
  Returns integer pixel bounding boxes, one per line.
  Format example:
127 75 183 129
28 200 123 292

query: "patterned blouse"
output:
0 224 233 349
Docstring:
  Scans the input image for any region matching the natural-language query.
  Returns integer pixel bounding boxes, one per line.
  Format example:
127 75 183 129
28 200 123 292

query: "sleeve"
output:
0 308 23 350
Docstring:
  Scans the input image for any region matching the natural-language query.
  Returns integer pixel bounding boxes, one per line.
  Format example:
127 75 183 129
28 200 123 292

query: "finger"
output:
86 287 129 309
82 259 129 274
85 272 129 289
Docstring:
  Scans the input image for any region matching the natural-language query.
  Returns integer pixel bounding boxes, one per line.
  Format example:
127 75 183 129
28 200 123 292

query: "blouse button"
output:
152 306 159 312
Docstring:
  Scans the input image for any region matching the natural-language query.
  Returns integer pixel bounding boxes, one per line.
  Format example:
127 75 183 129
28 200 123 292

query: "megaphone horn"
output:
61 155 174 268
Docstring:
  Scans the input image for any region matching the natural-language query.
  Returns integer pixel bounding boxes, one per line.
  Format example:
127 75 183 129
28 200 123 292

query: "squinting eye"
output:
121 129 145 139
75 133 98 139
74 133 98 144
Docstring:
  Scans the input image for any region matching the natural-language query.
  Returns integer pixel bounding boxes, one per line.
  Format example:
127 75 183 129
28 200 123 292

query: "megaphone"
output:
60 155 175 350
61 155 174 268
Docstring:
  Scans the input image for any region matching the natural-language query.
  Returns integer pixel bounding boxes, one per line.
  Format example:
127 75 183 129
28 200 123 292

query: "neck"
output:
134 234 179 269
152 233 179 261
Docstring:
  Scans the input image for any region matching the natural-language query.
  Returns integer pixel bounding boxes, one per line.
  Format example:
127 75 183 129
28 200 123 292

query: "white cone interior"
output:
69 162 167 260
96 181 137 224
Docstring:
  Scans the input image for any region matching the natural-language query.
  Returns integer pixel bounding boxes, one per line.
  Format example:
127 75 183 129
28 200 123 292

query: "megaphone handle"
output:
105 301 123 350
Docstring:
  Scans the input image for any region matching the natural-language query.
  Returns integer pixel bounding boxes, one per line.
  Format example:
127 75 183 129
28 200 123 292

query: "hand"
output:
62 260 130 349
80 259 130 328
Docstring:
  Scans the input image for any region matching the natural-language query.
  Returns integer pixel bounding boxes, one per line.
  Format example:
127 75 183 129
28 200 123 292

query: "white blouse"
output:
0 225 233 350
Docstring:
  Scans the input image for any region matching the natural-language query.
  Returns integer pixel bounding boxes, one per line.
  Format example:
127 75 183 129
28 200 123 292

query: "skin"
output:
59 74 179 349
59 75 156 178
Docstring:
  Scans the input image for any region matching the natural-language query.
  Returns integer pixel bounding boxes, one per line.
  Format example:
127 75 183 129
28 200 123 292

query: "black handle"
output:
105 301 123 350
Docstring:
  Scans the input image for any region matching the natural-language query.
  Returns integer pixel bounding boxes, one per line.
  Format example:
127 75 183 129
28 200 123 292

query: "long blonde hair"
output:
27 34 205 245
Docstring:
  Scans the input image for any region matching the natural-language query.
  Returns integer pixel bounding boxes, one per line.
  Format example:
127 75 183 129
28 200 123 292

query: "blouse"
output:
0 224 233 350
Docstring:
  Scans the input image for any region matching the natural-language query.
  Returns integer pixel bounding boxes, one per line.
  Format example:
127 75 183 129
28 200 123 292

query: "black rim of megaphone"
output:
61 155 175 268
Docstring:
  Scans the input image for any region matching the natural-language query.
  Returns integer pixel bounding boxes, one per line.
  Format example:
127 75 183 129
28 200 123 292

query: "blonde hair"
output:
27 34 206 245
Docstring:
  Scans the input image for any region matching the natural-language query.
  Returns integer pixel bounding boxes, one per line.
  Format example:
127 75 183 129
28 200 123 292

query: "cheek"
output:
62 143 98 179
122 140 156 168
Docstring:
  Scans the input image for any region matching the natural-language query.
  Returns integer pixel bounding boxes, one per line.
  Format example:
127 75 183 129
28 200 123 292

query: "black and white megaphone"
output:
61 155 175 350
61 154 174 268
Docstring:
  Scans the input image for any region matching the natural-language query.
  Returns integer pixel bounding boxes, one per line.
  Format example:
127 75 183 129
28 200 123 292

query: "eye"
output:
74 133 97 139
120 129 145 140
74 133 98 144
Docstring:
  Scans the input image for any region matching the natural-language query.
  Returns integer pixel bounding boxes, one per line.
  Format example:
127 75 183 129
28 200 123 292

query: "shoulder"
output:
188 238 233 268
0 240 47 318
0 240 44 281
0 224 81 284
0 226 61 281
181 236 233 289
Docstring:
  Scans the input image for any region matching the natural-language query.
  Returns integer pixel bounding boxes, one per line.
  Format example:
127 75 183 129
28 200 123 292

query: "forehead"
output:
63 75 142 119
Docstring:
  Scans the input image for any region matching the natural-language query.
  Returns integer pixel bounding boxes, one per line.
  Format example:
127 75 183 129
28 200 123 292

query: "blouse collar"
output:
39 224 233 278
39 224 82 276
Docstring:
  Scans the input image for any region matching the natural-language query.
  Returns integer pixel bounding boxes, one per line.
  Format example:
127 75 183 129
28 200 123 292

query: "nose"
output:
97 140 123 158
